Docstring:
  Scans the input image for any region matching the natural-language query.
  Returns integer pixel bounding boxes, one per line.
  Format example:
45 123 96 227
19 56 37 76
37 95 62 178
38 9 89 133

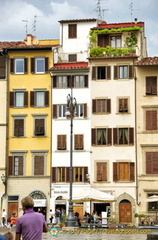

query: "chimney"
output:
25 34 34 45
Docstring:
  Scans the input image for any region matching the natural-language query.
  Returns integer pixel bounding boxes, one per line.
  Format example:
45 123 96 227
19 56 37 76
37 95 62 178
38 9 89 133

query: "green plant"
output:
125 32 138 47
89 46 136 57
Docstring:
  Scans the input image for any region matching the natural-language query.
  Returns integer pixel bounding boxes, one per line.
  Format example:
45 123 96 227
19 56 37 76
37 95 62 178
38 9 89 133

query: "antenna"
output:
95 0 108 20
32 15 37 37
22 19 28 36
129 0 133 21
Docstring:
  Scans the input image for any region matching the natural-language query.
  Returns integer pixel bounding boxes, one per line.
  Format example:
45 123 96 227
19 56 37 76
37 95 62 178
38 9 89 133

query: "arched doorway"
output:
119 199 132 223
29 190 47 219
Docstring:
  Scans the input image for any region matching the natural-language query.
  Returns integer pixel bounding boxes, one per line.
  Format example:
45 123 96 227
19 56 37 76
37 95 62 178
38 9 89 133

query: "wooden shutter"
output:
30 91 35 107
9 92 14 107
10 58 14 74
68 24 77 38
31 58 35 73
130 162 135 181
107 99 111 113
24 58 28 74
98 34 109 47
45 91 49 107
74 135 83 150
84 103 87 118
146 110 157 130
57 135 66 150
146 152 152 174
91 128 96 145
84 167 88 182
113 162 118 181
107 66 111 80
92 67 96 80
8 156 13 176
35 119 44 136
146 77 157 95
97 162 102 181
84 75 88 87
34 155 44 175
53 104 57 118
52 167 56 182
14 119 24 137
92 99 96 113
45 57 48 72
67 75 74 88
18 156 23 175
129 127 134 145
97 162 107 181
53 76 57 88
107 128 112 145
129 65 133 79
66 167 70 182
114 66 118 79
113 128 118 145
24 91 28 107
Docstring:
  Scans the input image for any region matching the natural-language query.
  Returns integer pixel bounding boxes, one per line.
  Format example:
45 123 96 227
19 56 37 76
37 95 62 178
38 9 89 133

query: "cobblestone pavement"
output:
0 227 156 240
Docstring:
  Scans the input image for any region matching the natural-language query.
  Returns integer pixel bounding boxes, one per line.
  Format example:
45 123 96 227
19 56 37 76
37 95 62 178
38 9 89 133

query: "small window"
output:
15 92 24 107
35 91 45 107
92 128 112 146
15 59 24 74
30 91 49 107
36 58 45 73
31 57 48 74
13 118 24 137
74 76 84 88
69 54 77 62
146 77 157 95
146 152 158 174
76 104 83 117
92 99 111 113
96 162 107 181
10 91 28 108
34 155 45 175
146 110 157 130
74 134 84 150
58 105 66 118
34 118 45 136
57 76 67 88
110 36 121 48
68 24 77 38
119 66 128 79
57 135 66 150
113 128 134 145
118 98 128 113
8 156 24 176
92 66 111 80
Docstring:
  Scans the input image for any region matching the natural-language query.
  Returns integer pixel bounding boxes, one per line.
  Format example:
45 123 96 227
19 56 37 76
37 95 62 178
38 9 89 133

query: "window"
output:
74 76 84 88
146 110 157 130
69 54 77 62
57 76 67 88
96 162 107 181
146 152 158 174
74 134 84 150
34 155 45 175
10 91 28 108
114 65 133 79
92 66 111 80
146 76 157 95
113 162 135 182
30 91 49 107
53 75 88 88
57 135 66 150
13 118 24 137
92 128 112 146
53 104 86 118
113 128 134 145
34 118 45 136
76 104 87 118
118 98 128 113
58 105 66 118
110 36 121 48
31 57 48 74
10 58 28 74
68 24 77 38
148 194 158 212
8 156 24 176
92 99 111 113
52 166 88 183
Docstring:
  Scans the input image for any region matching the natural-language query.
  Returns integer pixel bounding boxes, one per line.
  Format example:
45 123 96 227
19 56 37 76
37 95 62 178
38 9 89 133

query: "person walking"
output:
49 209 54 224
9 213 17 232
55 208 60 224
15 196 48 240
2 209 7 228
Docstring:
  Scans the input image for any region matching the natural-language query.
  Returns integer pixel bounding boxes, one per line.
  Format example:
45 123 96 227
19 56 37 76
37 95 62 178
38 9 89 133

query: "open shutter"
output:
24 58 28 74
67 75 74 88
84 167 88 182
107 99 111 113
8 156 13 176
114 66 118 79
129 127 134 145
130 162 135 181
107 66 111 80
84 75 88 87
53 104 57 118
129 65 133 79
98 34 109 47
113 128 118 145
45 57 48 72
92 99 96 113
66 167 70 182
10 58 14 74
31 58 35 73
18 156 23 175
84 103 87 118
107 128 112 145
53 76 57 88
113 162 118 181
52 167 56 182
9 92 14 108
92 67 96 80
91 128 96 145
24 91 28 107
45 91 49 107
30 91 34 107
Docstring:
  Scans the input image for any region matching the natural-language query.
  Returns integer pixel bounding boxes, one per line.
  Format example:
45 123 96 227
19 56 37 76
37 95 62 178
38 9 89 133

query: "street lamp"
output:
65 88 77 227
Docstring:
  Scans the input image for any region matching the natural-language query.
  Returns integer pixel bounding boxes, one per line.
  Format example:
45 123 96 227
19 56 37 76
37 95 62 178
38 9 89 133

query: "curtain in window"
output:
36 91 44 107
97 129 106 144
15 92 24 107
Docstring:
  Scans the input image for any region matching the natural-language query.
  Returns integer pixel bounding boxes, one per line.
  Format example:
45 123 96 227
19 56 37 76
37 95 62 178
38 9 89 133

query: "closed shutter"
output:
129 128 134 145
146 152 153 174
24 58 28 74
129 65 133 79
113 128 118 145
30 91 34 107
52 104 57 118
8 156 13 176
14 119 24 137
31 58 35 73
52 167 56 182
107 128 112 145
68 24 77 38
67 75 74 88
53 76 57 88
114 66 118 79
107 66 111 80
84 167 88 182
74 135 83 150
10 58 14 74
107 99 111 113
152 77 157 94
130 162 135 181
97 162 107 181
92 99 96 113
45 91 49 107
45 57 48 72
97 162 102 181
18 156 23 175
124 98 128 112
35 119 44 136
66 167 70 182
153 152 158 174
57 135 66 150
34 155 44 175
91 128 96 145
146 77 157 95
146 110 157 130
24 91 28 107
84 103 87 118
84 75 88 87
9 92 14 108
113 162 118 181
98 34 109 47
92 67 96 80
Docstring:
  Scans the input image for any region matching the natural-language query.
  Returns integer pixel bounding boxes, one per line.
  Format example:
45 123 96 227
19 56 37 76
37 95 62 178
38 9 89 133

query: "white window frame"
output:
35 58 45 74
58 104 66 118
15 59 24 74
76 104 84 118
35 91 45 107
15 91 24 107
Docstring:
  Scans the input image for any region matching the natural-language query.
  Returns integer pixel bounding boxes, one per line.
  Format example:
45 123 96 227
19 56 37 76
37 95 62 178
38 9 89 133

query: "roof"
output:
135 57 158 66
88 54 138 60
59 18 97 23
49 62 89 70
91 21 144 30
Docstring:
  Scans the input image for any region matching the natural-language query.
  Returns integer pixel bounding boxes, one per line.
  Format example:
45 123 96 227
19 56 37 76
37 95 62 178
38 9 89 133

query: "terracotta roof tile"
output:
49 62 89 70
91 21 144 30
135 57 158 66
59 18 97 23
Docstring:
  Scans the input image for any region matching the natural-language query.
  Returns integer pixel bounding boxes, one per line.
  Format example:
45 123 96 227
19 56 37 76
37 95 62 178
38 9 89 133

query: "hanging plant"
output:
125 32 138 47
89 46 136 57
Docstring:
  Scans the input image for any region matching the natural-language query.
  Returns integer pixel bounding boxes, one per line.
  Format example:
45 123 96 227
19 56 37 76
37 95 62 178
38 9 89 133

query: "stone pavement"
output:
0 226 155 240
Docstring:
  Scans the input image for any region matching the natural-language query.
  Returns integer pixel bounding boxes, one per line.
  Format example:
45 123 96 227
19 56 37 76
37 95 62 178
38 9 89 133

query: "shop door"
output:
8 202 18 218
73 206 83 218
119 201 132 223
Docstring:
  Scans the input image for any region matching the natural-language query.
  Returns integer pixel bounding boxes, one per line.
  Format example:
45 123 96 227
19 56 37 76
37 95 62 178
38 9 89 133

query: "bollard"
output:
147 233 158 240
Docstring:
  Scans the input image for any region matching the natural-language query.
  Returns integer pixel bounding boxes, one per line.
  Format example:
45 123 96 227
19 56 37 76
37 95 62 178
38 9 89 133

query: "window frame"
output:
113 162 135 182
118 98 129 113
113 127 134 145
10 91 28 108
15 59 24 74
146 76 157 95
13 117 25 137
96 162 108 182
8 154 25 176
30 90 49 108
110 35 121 48
92 128 112 146
33 116 46 137
92 99 111 114
145 109 158 131
35 58 45 74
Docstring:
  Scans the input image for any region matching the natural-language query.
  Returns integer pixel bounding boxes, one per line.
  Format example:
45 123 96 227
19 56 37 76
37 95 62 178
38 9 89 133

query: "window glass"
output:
97 129 107 145
15 92 24 107
119 128 128 144
36 91 44 107
74 76 84 88
36 58 45 73
76 104 83 117
15 59 24 74
119 66 128 79
58 105 66 118
14 156 19 176
110 36 121 48
57 76 67 88
97 67 106 79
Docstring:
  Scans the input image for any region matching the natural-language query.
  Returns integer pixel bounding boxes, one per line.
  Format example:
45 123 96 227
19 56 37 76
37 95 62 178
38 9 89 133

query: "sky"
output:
0 0 157 57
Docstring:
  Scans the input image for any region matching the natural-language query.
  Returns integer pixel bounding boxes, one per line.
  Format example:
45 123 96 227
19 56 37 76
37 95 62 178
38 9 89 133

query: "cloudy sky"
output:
0 0 157 57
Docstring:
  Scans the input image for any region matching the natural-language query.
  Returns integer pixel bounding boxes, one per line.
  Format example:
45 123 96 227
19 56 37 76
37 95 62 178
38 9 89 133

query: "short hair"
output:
4 232 14 239
21 196 34 209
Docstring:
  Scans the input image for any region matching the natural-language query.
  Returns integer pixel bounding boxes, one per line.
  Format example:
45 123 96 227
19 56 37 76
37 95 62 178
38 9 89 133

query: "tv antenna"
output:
129 0 133 21
32 15 37 37
96 0 108 20
22 19 28 36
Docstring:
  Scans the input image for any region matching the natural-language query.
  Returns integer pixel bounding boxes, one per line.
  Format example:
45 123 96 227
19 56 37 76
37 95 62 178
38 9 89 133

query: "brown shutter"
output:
98 34 109 47
107 128 112 145
92 128 96 145
146 152 152 174
14 119 24 137
113 128 118 145
67 75 74 88
53 104 57 118
24 58 28 74
107 99 111 113
92 67 96 80
97 162 102 181
66 167 70 182
45 91 49 107
102 162 107 181
84 75 88 87
57 135 66 150
130 162 135 181
34 155 44 175
45 57 48 72
31 58 35 73
84 103 87 118
129 65 133 79
92 99 96 113
152 77 157 94
18 156 23 175
24 91 28 107
9 92 14 108
113 162 118 181
30 91 34 107
119 99 123 112
68 24 77 38
8 156 13 176
10 58 14 74
107 66 111 80
146 77 157 95
74 135 83 150
146 110 157 130
129 127 134 145
52 167 56 182
114 66 118 79
35 119 44 136
84 167 88 182
124 98 128 112
53 76 57 88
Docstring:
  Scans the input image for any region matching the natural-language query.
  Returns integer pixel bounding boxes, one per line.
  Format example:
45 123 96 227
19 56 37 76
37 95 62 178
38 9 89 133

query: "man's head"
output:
21 196 34 210
3 232 14 240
